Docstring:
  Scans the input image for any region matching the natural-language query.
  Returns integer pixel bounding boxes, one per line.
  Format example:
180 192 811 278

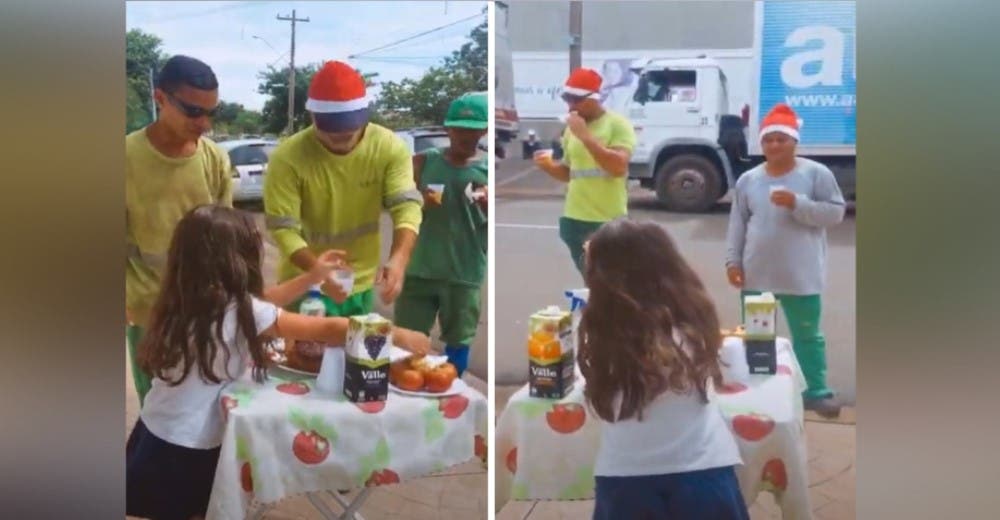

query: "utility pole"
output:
569 1 582 72
277 10 309 135
149 66 158 122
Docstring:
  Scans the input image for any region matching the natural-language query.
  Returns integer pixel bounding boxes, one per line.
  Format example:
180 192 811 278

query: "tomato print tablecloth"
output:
206 371 488 520
495 336 814 519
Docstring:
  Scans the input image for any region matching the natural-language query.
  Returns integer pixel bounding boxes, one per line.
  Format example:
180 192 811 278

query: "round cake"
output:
285 340 324 373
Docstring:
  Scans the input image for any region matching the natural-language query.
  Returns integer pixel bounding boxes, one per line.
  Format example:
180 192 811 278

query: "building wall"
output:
508 1 755 53
508 1 757 140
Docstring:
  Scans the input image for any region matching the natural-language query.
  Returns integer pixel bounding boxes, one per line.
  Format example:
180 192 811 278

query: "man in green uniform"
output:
533 67 636 274
125 56 232 405
394 93 488 376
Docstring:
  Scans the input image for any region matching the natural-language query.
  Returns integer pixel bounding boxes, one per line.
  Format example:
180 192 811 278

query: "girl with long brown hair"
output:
126 205 430 520
578 218 749 519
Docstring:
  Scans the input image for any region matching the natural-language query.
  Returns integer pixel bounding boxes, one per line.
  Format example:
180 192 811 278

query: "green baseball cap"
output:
444 92 488 130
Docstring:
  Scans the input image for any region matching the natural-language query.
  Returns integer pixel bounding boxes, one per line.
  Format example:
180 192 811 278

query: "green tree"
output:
372 15 487 129
125 29 170 133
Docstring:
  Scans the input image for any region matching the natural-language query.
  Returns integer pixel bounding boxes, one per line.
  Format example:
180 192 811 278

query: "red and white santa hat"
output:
306 60 370 132
759 103 804 142
563 67 603 99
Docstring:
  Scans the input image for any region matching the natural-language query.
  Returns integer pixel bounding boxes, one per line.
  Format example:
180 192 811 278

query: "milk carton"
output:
343 313 392 402
528 306 575 399
743 293 778 374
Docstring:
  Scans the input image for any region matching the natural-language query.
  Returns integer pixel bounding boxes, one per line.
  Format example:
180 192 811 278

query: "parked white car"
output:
395 127 489 155
218 139 277 202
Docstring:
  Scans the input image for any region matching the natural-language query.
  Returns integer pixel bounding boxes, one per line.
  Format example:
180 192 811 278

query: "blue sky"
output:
126 1 486 110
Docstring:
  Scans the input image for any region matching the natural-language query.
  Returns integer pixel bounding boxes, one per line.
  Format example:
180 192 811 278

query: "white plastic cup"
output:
719 337 751 384
427 183 445 195
769 184 786 194
534 149 554 164
331 268 355 295
316 347 345 395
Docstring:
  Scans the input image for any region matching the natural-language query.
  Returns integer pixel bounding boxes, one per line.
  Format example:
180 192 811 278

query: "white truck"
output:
626 0 856 212
495 1 519 144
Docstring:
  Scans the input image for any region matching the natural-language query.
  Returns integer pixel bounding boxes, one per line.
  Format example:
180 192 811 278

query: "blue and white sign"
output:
759 1 855 146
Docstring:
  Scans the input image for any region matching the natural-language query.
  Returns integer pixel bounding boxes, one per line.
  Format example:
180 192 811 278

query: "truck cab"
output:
626 57 751 213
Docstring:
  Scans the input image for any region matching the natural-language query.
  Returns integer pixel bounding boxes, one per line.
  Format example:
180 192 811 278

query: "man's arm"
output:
578 137 631 177
535 158 572 182
262 156 311 270
790 166 846 228
412 153 440 208
379 138 423 303
725 181 751 270
566 112 635 177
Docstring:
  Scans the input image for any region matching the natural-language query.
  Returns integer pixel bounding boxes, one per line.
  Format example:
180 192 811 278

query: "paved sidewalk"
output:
494 385 856 520
126 351 488 520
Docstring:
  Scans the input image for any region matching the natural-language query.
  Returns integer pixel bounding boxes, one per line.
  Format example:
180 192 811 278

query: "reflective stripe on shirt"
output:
383 189 423 209
303 221 380 247
266 215 300 230
570 168 609 179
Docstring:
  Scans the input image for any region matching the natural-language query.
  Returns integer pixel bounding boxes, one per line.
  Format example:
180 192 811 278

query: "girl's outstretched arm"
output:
261 312 431 356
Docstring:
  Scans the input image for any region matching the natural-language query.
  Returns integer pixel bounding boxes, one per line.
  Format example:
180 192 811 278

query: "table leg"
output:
325 489 372 520
305 491 339 519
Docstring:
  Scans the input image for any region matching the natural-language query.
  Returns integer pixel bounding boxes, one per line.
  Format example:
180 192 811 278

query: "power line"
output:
136 1 278 25
349 12 483 59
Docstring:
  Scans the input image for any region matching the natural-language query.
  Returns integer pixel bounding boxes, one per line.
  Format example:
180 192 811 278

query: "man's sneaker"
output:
804 396 841 419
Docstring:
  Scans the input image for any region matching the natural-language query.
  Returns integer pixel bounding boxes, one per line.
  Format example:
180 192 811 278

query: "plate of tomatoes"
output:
389 355 466 396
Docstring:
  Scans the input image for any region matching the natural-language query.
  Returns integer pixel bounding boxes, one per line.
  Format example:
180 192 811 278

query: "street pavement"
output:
494 158 856 405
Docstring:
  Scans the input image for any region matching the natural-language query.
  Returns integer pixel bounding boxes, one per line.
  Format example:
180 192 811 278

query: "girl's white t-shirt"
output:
593 336 743 477
140 297 279 449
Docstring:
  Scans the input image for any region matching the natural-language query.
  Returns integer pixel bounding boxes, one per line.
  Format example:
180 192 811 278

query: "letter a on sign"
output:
780 26 845 88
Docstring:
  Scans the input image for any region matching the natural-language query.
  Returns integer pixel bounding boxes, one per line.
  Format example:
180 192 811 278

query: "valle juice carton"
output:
528 306 575 399
743 293 778 374
343 313 392 402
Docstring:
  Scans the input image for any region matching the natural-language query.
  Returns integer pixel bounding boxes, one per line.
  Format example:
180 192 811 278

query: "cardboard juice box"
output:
743 293 777 375
528 306 575 399
343 313 392 402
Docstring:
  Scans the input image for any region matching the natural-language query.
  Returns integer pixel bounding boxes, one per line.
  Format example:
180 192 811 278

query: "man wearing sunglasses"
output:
532 67 636 274
264 60 423 319
125 55 232 407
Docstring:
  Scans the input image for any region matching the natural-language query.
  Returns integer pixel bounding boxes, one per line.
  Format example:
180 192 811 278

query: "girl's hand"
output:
394 328 431 356
310 249 348 282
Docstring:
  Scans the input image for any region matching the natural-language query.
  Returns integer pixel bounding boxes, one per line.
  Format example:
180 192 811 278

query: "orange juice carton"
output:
528 306 575 399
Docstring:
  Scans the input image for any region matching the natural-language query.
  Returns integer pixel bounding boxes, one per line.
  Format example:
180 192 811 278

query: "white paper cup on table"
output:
330 268 355 295
316 347 345 394
719 337 751 385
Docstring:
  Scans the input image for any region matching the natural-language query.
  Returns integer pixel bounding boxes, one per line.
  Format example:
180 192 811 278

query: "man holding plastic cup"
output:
395 93 488 376
264 61 423 317
532 67 636 274
725 103 846 418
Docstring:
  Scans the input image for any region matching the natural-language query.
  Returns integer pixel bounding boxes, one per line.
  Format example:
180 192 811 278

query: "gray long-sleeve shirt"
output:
725 157 846 295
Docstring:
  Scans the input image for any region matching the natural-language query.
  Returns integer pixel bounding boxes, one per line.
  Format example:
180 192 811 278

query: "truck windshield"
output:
633 69 697 104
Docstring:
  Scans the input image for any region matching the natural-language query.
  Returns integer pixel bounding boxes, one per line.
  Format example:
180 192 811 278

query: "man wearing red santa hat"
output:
532 67 636 274
725 103 846 418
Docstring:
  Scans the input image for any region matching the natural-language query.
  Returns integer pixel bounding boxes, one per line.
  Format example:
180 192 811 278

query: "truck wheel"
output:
654 155 722 213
